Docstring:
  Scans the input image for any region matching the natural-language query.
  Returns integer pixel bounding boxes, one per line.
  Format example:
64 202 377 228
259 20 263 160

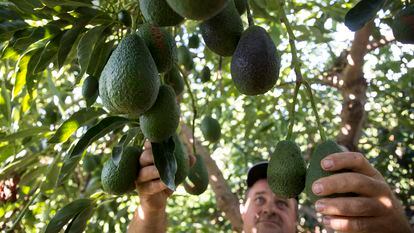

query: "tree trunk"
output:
336 22 373 151
179 124 243 232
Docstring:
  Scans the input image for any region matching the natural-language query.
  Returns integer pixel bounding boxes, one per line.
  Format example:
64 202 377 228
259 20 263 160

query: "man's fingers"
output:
140 147 154 166
321 152 382 179
315 197 388 217
136 165 160 183
322 215 386 233
144 140 152 150
312 172 389 197
136 179 168 196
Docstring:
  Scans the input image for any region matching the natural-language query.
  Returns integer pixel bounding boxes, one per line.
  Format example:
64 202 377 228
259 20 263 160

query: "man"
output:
128 141 412 233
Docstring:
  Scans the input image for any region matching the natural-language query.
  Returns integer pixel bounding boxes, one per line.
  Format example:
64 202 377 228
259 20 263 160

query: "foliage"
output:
0 0 413 232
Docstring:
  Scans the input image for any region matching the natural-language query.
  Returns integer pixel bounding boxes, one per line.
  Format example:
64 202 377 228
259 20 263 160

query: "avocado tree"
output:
0 0 413 232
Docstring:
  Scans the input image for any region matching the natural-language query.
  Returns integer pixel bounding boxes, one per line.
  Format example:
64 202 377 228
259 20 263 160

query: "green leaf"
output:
57 27 84 68
151 137 177 191
77 25 108 78
66 204 95 233
57 116 132 185
87 39 113 77
345 0 386 31
0 126 50 142
45 198 93 233
41 156 62 194
0 82 12 123
48 108 106 143
33 32 64 74
12 53 31 98
8 0 42 14
41 0 93 8
0 20 29 41
0 144 17 164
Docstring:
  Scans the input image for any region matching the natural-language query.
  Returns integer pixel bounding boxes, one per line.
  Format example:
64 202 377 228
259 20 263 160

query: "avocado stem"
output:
177 64 198 155
303 80 327 141
286 81 301 141
245 0 255 26
277 1 326 141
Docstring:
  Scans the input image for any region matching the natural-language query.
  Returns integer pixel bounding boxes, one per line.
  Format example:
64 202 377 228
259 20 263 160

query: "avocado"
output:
166 0 229 20
101 146 141 195
99 33 160 117
172 133 190 185
305 140 354 202
200 0 243 56
200 116 221 143
137 24 177 73
139 85 180 142
267 140 306 198
177 46 194 71
184 154 209 195
83 154 101 173
231 25 280 95
139 0 184 26
82 75 99 107
164 65 185 96
188 34 200 48
234 0 247 15
118 10 131 27
200 66 211 83
392 5 414 44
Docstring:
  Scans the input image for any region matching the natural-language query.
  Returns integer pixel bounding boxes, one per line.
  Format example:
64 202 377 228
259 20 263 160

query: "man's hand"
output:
136 141 173 212
312 152 412 233
128 141 171 233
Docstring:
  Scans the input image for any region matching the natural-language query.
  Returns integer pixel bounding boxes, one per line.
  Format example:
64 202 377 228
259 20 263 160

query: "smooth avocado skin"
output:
392 5 414 44
305 140 353 202
200 0 243 56
184 154 209 195
164 66 185 96
231 26 280 95
267 140 306 198
82 75 99 106
99 33 159 117
166 0 229 20
137 24 177 73
101 147 142 195
139 0 184 26
200 116 221 142
177 46 193 71
139 85 180 143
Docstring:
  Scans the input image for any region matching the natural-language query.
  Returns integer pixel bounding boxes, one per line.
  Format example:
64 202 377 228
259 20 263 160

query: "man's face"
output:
241 179 297 233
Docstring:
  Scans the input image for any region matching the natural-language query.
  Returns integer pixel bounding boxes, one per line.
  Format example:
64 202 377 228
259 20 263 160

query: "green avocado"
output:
137 24 177 73
118 10 131 27
184 154 209 195
139 0 184 26
166 0 229 20
139 85 180 142
99 33 160 117
101 147 141 195
392 5 414 44
231 26 280 95
164 65 185 96
267 140 306 198
177 46 194 71
200 0 243 56
200 66 211 83
200 116 221 143
305 140 354 202
188 34 200 48
82 75 99 107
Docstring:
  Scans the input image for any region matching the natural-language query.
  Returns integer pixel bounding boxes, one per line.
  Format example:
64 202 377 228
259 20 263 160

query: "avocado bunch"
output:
268 139 355 202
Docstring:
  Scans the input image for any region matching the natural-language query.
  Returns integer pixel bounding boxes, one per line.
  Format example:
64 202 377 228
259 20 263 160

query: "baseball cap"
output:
246 161 268 188
247 161 299 201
